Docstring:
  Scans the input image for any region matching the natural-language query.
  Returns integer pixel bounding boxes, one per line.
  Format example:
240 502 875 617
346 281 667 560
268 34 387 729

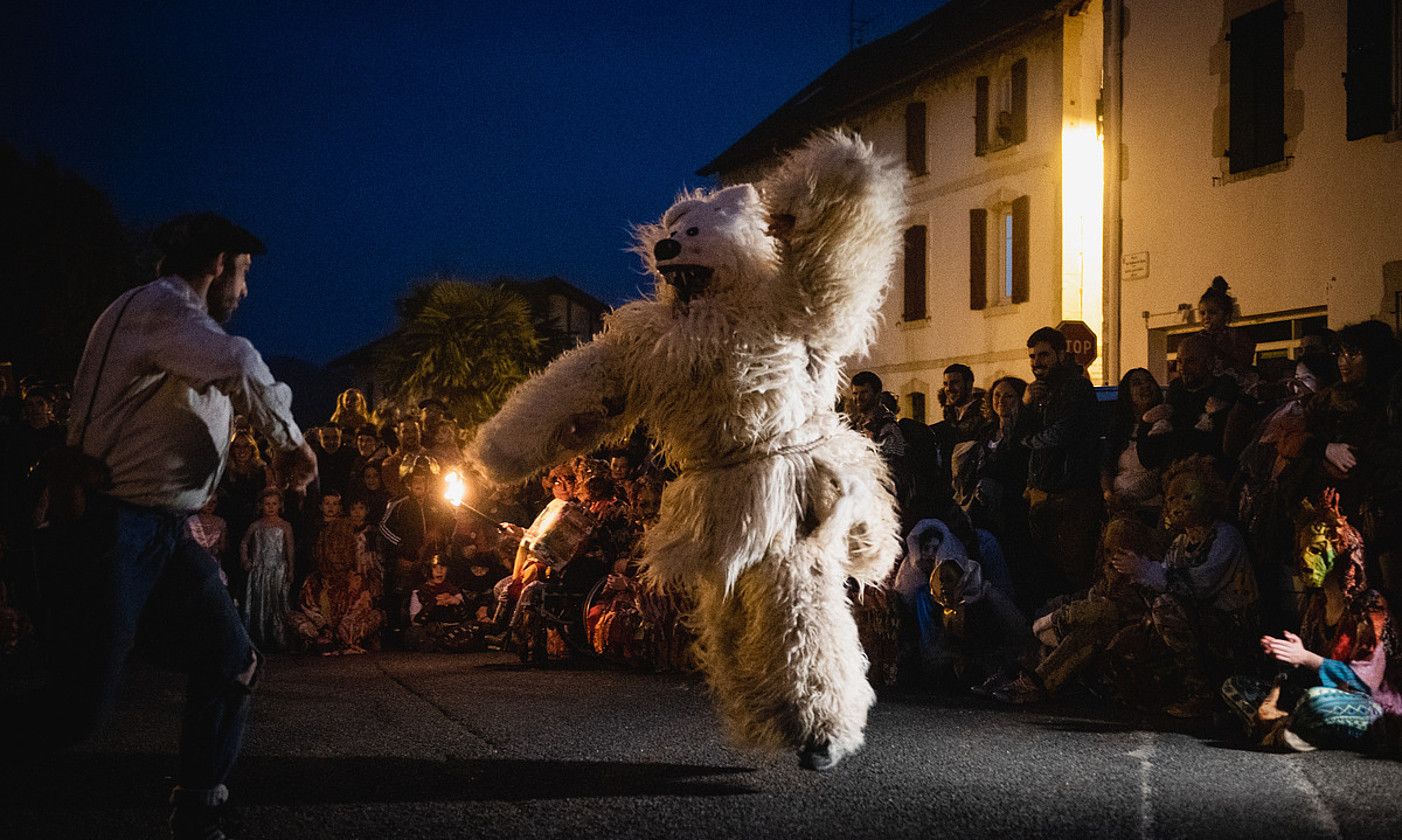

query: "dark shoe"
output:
798 740 840 772
169 804 229 840
992 672 1046 705
969 672 1008 698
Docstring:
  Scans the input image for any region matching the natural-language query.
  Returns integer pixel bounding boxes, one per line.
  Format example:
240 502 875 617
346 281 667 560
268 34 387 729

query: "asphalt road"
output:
6 651 1402 840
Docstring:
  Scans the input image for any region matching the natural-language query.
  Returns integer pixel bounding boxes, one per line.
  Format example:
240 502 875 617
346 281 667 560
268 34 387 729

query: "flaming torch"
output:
442 468 501 528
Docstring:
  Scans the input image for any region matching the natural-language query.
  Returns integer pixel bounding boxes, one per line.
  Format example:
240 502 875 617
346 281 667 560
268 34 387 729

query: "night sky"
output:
2 1 942 364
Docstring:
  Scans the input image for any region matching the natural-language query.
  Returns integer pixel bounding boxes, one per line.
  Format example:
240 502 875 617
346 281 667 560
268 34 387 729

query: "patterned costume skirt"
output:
1221 660 1383 751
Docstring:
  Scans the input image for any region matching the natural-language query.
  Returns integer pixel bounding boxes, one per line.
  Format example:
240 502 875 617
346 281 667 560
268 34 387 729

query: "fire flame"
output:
443 469 466 508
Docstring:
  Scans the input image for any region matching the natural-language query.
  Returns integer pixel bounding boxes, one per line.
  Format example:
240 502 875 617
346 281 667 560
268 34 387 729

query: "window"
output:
909 391 927 424
969 197 1029 310
1347 0 1400 140
1227 2 1286 173
975 58 1027 156
903 225 927 321
905 101 928 175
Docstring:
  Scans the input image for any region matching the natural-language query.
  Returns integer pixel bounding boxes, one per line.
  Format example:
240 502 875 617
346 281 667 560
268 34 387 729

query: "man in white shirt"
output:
21 212 316 840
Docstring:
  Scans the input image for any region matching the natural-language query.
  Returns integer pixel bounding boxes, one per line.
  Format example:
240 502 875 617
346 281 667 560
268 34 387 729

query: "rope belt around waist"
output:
681 432 834 473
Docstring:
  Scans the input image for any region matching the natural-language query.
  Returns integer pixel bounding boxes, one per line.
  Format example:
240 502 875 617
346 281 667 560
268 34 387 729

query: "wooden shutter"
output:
1010 58 1028 143
969 209 987 311
911 392 927 424
1011 195 1030 303
975 76 990 156
905 101 928 175
904 225 927 321
1346 0 1395 140
1227 2 1286 173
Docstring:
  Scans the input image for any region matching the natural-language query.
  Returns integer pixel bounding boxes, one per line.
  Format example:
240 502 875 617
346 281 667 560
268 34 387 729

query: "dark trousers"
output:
22 495 257 807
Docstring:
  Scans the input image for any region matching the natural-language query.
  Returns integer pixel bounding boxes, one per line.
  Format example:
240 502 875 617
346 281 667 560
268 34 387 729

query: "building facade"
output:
702 0 1400 408
1120 0 1402 381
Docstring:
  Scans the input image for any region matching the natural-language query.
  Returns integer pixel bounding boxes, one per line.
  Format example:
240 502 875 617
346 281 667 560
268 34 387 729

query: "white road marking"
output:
1282 756 1342 839
1127 731 1156 840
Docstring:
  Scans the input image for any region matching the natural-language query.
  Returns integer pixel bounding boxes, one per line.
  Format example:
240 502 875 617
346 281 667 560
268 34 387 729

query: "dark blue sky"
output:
2 1 939 364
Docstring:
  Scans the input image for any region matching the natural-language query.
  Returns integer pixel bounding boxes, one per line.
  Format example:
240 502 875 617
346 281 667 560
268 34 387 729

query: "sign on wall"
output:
1121 251 1149 281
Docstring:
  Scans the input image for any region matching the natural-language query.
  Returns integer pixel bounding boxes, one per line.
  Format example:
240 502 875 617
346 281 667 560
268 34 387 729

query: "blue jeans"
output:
41 495 258 806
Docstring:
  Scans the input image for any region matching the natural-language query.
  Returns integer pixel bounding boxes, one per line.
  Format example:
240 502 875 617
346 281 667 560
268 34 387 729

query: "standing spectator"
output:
347 423 387 497
1196 276 1257 385
961 376 1037 611
418 397 450 433
849 371 910 528
428 417 466 473
934 363 984 470
186 494 229 586
329 387 372 433
380 418 427 499
217 430 273 598
7 212 317 840
379 461 452 633
313 425 356 496
241 488 294 651
349 462 391 527
1021 327 1103 596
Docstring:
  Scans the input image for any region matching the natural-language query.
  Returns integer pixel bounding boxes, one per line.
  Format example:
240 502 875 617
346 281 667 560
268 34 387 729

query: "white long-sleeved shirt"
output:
69 277 304 512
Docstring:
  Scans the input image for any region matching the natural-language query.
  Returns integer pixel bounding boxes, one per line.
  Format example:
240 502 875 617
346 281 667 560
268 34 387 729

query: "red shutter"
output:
1010 58 1028 143
1011 195 1030 303
975 76 990 156
904 225 927 321
905 102 928 175
969 209 987 311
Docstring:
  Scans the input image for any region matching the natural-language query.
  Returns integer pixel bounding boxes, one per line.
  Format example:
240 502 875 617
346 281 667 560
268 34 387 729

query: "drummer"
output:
490 463 594 628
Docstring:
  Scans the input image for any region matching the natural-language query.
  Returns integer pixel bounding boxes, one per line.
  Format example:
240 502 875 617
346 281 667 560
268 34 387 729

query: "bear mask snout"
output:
654 238 683 262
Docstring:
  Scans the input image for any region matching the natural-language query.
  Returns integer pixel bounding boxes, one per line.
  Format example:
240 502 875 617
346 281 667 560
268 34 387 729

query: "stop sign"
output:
1056 320 1098 368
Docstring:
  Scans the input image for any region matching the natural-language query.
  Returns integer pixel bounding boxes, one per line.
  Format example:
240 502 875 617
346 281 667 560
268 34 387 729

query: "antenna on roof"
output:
848 0 877 50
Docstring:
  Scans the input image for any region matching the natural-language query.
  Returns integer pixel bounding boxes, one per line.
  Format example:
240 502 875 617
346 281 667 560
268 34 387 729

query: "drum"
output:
524 500 596 571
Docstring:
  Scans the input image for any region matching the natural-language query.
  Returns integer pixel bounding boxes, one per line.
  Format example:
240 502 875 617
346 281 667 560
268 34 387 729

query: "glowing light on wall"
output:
1061 119 1104 379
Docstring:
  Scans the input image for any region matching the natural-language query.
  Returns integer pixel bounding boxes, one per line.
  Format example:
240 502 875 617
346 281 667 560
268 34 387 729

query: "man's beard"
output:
208 272 240 323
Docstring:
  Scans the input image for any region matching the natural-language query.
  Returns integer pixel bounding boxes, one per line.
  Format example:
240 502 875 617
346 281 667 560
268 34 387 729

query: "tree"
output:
375 278 541 429
0 142 146 383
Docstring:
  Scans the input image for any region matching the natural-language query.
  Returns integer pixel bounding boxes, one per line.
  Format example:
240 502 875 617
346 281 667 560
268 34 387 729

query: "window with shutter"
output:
1011 195 1030 303
910 392 926 424
969 209 987 311
906 102 928 175
1228 2 1286 173
904 225 927 321
1011 58 1028 143
975 76 990 156
1346 0 1398 140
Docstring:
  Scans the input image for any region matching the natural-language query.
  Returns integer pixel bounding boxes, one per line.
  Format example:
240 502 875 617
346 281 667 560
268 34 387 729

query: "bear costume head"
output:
633 183 778 313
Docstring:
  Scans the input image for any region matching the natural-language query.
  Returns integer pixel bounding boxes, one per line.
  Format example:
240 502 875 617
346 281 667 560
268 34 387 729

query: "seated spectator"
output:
1237 351 1339 632
491 463 595 637
1104 456 1260 717
1101 368 1165 526
995 517 1156 704
241 488 294 650
893 518 1031 692
1222 490 1401 751
404 555 479 651
0 580 33 656
291 513 383 655
1139 333 1239 471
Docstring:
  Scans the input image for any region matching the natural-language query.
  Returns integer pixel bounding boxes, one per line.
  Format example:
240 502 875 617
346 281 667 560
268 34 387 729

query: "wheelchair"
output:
507 551 607 664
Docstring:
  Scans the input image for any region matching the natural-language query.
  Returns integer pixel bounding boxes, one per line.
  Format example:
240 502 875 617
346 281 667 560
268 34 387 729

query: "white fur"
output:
470 130 908 761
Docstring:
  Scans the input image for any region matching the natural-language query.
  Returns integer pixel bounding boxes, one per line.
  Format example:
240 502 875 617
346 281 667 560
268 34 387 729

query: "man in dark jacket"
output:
1021 327 1103 598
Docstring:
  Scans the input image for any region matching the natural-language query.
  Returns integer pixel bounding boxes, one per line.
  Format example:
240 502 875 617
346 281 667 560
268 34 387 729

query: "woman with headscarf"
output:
893 518 1033 692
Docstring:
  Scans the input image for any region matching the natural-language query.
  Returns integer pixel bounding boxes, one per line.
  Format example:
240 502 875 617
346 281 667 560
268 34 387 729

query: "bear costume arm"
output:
468 335 632 483
761 130 907 363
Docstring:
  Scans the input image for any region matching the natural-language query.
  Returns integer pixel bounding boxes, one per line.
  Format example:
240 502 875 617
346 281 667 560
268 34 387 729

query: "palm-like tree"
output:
376 278 540 429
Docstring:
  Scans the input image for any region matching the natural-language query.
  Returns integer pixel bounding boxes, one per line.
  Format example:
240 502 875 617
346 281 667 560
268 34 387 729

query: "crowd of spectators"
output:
850 278 1402 755
3 274 1400 756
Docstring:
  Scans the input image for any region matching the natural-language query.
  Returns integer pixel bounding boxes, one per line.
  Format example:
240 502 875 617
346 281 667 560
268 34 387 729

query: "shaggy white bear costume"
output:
471 130 907 769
